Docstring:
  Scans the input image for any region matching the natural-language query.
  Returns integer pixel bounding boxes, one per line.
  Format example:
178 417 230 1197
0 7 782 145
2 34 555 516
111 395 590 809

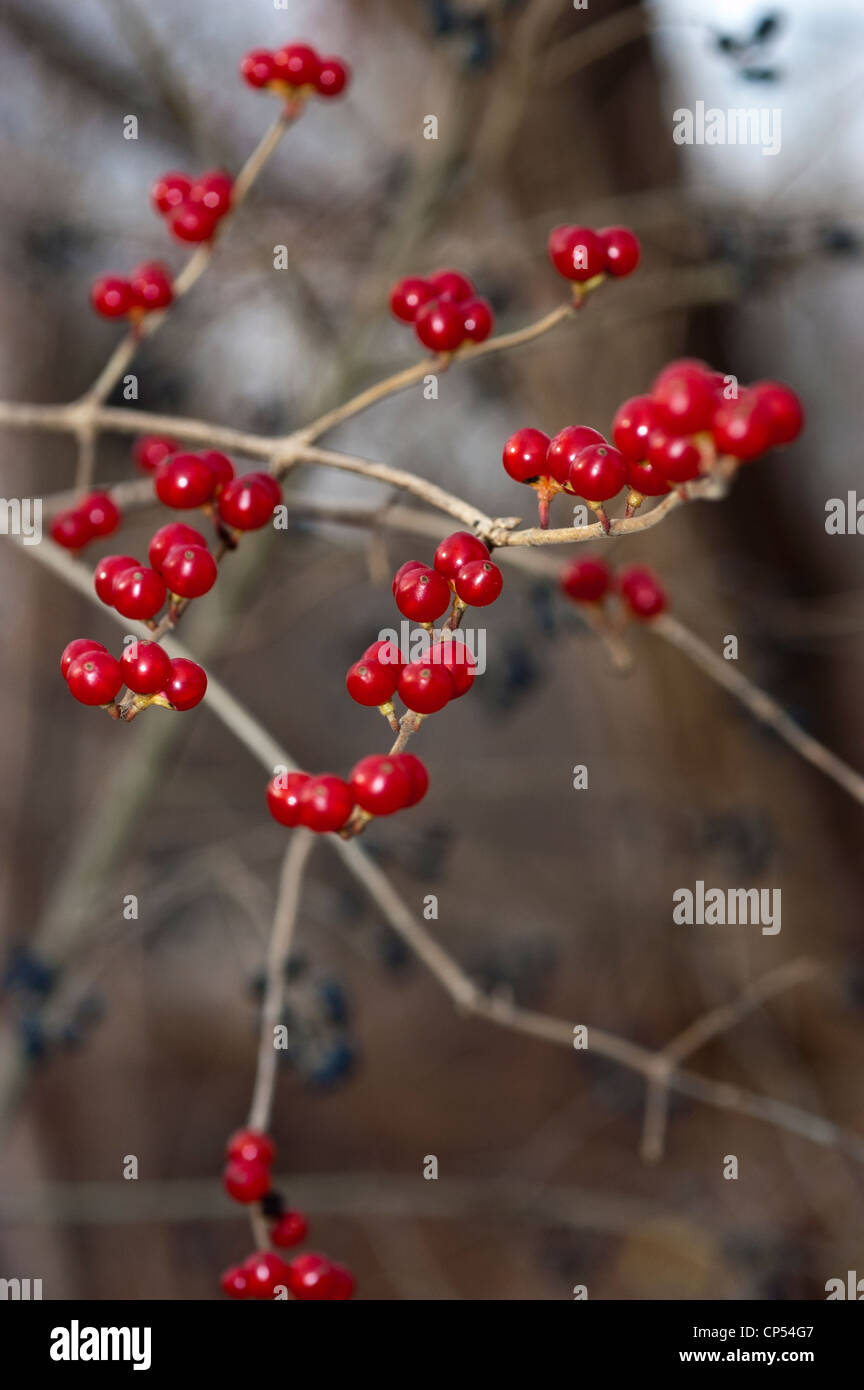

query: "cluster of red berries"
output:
61 637 207 711
240 43 350 100
50 492 121 551
91 261 174 320
390 269 494 353
148 449 282 531
94 521 217 621
503 422 627 530
548 225 641 285
267 752 428 835
151 169 233 244
221 1129 354 1300
560 557 668 620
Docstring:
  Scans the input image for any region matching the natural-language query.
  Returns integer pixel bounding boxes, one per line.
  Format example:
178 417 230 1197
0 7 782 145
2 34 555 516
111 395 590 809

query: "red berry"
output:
598 226 641 277
652 364 720 435
217 474 277 530
398 661 454 714
241 49 276 89
112 566 167 620
625 457 670 497
560 557 611 603
299 775 355 833
315 57 350 97
454 558 503 607
428 269 474 302
327 1264 356 1300
91 275 133 318
200 451 236 492
414 299 466 353
612 395 662 461
79 492 120 538
350 755 412 816
546 425 606 485
433 635 476 697
226 1129 276 1165
286 1253 334 1301
162 543 218 598
502 428 550 484
162 657 207 710
389 277 434 323
392 560 426 595
647 431 701 484
619 566 668 619
392 753 429 807
129 262 173 313
567 443 626 502
169 200 218 243
94 554 140 605
712 391 775 460
267 771 311 828
51 509 94 550
151 173 191 214
66 651 124 706
273 43 320 87
120 640 172 695
751 380 804 446
460 297 494 343
363 639 406 668
433 531 489 582
220 1266 250 1299
223 1158 270 1204
133 435 178 473
346 658 399 707
61 638 107 679
148 522 208 573
270 1211 308 1248
244 471 282 507
155 454 216 509
189 170 233 218
547 225 605 282
394 565 452 623
243 1252 289 1300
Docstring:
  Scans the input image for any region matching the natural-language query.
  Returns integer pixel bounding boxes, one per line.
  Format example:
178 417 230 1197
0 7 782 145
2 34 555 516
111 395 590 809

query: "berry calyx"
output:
223 1159 271 1204
161 543 218 599
66 651 124 707
433 531 489 582
90 275 133 318
547 225 605 283
567 443 627 502
350 755 413 816
111 566 167 621
120 640 172 695
560 557 612 603
398 661 454 714
390 277 435 323
394 565 452 623
94 554 140 605
160 658 207 711
270 1210 308 1248
218 474 280 531
155 454 216 509
267 771 311 827
243 1252 290 1300
315 57 350 97
298 775 355 833
414 299 466 353
61 638 107 679
453 558 503 607
226 1129 275 1165
598 226 641 277
133 436 178 473
346 658 399 708
148 523 208 574
502 428 550 484
460 297 494 343
619 566 668 619
286 1253 335 1301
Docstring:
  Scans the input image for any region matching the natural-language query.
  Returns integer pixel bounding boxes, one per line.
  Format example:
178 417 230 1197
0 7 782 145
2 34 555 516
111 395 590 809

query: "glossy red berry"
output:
79 492 120 538
267 771 311 828
394 565 452 623
244 1252 290 1300
200 451 236 492
51 509 94 550
315 57 350 97
547 225 605 282
156 454 216 509
61 638 108 679
152 172 191 214
454 558 503 607
299 775 355 833
241 49 276 88
392 753 429 806
189 171 233 217
112 566 167 620
625 457 670 497
66 651 124 706
91 275 133 318
619 566 668 619
647 431 701 484
398 661 454 714
612 396 662 461
751 381 804 446
428 269 473 302
433 531 489 582
652 363 721 435
120 640 172 695
327 1264 356 1300
220 1266 250 1299
148 523 208 574
560 557 612 603
129 262 173 312
414 299 466 353
392 560 426 595
460 297 494 343
270 1210 308 1248
273 43 320 87
712 391 775 460
169 200 218 243
286 1253 334 1301
94 554 139 605
133 435 178 473
350 755 412 816
502 428 551 484
433 635 476 698
162 658 207 710
218 474 278 530
162 543 218 598
546 425 606 485
389 277 434 323
599 226 641 277
223 1159 271 1204
226 1129 276 1165
567 443 626 502
346 658 399 707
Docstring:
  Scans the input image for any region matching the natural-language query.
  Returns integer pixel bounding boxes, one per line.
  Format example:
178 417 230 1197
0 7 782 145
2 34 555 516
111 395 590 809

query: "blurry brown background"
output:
1 0 863 1300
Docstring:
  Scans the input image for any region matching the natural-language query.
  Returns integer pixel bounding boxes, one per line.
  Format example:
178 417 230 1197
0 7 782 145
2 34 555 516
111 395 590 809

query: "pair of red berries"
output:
51 492 121 551
241 43 350 99
267 752 428 831
560 557 668 620
548 224 641 284
221 1251 355 1302
91 262 173 320
61 637 207 710
154 454 281 530
151 169 233 244
394 532 503 623
502 424 627 529
389 269 494 353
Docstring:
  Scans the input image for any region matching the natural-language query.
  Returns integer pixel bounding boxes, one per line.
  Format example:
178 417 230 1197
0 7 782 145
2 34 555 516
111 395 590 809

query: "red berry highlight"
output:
299 775 355 833
112 566 167 620
162 658 207 711
120 640 172 695
267 771 311 828
162 543 218 598
350 755 413 816
454 559 503 607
